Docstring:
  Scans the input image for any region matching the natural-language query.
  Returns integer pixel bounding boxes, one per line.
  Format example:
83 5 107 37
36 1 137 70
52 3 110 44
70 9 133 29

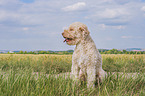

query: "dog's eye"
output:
79 27 84 32
70 29 74 31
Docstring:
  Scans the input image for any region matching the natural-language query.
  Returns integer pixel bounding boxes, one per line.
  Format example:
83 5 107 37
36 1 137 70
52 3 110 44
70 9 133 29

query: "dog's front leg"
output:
87 67 96 88
71 63 80 81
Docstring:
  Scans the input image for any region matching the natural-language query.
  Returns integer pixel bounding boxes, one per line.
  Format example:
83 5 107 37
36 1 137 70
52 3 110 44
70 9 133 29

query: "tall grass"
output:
0 54 72 74
0 54 145 95
102 54 145 73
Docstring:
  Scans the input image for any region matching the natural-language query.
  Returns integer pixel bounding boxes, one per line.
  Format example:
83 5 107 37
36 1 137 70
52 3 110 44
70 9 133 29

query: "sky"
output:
0 0 145 51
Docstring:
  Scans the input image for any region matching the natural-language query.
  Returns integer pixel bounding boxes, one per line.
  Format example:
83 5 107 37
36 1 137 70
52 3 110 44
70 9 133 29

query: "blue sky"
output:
0 0 145 51
20 0 34 3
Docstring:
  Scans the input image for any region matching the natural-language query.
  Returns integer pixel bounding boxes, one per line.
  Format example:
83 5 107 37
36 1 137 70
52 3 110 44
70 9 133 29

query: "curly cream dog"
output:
62 22 106 88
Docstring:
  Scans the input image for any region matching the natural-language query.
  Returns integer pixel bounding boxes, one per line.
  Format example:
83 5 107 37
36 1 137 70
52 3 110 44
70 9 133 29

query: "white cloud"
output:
106 37 112 41
121 36 144 39
141 6 145 16
98 24 106 29
0 0 5 5
98 24 125 29
96 8 129 19
0 10 19 21
23 27 29 31
141 6 145 11
121 36 133 39
86 4 132 27
0 0 20 21
0 0 18 5
62 2 86 12
115 25 126 29
0 0 145 50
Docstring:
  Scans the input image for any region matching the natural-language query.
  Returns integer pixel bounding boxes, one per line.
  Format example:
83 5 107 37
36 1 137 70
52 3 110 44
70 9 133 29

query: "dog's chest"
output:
72 48 90 67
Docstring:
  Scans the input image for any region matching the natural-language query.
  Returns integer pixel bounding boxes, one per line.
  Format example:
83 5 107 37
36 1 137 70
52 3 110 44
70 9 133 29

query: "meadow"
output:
0 54 145 96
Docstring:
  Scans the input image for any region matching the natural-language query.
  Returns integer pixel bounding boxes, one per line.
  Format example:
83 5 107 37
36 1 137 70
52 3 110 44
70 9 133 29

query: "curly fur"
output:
62 22 106 88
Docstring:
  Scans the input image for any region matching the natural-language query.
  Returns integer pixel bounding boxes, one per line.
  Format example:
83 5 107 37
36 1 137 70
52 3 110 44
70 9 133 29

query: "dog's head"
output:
62 22 90 45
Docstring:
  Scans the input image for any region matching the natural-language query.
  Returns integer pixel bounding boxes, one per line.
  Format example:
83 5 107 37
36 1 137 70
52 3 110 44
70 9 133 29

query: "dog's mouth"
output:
63 37 73 42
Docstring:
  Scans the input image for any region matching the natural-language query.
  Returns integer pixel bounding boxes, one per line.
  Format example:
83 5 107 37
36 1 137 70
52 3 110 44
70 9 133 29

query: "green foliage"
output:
100 49 145 54
0 48 143 55
19 50 24 54
4 49 145 55
13 50 73 55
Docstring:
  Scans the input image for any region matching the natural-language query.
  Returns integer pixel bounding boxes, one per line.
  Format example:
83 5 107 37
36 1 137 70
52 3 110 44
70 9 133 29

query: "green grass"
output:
0 54 145 96
0 54 72 74
102 54 145 73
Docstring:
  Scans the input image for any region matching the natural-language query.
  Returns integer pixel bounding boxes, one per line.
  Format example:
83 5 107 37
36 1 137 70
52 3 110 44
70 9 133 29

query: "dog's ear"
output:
79 27 90 39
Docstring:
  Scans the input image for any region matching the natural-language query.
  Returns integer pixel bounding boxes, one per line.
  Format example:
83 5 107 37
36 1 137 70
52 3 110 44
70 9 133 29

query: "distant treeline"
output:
5 49 145 54
10 50 74 55
99 49 145 54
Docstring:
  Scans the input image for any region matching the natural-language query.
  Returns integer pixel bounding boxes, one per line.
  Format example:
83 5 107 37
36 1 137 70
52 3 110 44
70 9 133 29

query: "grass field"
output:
0 54 145 96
